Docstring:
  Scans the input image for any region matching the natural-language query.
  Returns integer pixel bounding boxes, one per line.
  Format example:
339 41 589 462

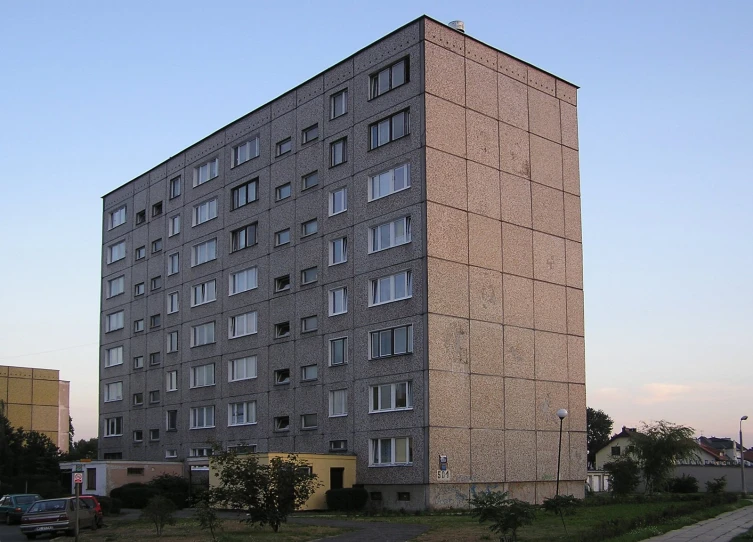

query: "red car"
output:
78 495 103 527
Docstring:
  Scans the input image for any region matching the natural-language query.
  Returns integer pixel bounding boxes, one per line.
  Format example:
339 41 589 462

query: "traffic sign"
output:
74 473 83 484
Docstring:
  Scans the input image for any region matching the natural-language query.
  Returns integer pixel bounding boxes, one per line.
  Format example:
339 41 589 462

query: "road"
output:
0 522 30 541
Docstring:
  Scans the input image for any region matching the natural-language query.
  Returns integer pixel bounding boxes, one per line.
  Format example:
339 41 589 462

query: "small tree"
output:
604 457 641 495
141 495 177 536
631 421 697 494
195 499 222 542
706 476 727 494
208 451 320 532
587 407 614 469
469 490 536 542
542 494 580 532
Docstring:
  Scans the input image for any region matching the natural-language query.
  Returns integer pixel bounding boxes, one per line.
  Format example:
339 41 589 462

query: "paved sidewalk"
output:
646 504 753 541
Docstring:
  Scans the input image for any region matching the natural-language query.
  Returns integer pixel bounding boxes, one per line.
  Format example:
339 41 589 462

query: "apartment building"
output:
99 16 585 509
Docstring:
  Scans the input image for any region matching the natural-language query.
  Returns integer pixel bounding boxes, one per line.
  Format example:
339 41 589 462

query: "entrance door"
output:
330 467 344 490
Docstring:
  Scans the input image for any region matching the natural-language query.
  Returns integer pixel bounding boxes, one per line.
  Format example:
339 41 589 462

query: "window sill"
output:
369 408 413 414
368 295 412 308
369 463 413 468
189 426 216 430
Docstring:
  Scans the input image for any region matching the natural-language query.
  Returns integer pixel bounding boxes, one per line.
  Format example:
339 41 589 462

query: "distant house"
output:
594 426 638 470
698 436 745 463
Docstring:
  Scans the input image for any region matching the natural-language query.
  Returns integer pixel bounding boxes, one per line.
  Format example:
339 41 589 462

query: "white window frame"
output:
369 270 412 306
330 89 347 119
193 198 218 226
135 246 145 260
168 214 181 236
370 437 413 466
232 136 260 167
134 319 145 333
229 356 257 382
190 448 211 457
228 401 257 426
301 364 318 381
329 237 347 266
105 311 124 332
275 138 292 157
191 321 216 347
166 370 178 392
329 287 347 316
302 171 318 190
191 279 217 307
104 381 123 402
108 206 127 230
370 381 413 413
301 315 318 333
165 449 178 459
301 219 318 237
229 311 257 339
369 216 411 253
134 282 145 296
274 416 290 431
190 363 216 388
169 176 181 199
167 252 180 275
194 157 219 187
370 324 414 359
329 337 348 366
133 356 144 369
301 266 318 285
330 137 347 166
229 267 258 295
167 330 179 353
104 417 123 437
301 413 318 430
166 410 178 431
167 291 179 314
107 241 126 264
106 275 125 298
190 406 215 429
105 346 123 368
368 163 411 201
191 238 217 266
329 389 348 417
329 187 347 216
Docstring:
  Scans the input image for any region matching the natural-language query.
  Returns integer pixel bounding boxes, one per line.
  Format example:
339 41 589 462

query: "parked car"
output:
19 497 97 539
79 495 103 526
0 494 42 524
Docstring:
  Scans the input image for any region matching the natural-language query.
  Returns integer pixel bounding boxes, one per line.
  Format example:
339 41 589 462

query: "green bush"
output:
111 483 159 508
469 490 536 542
665 474 699 493
706 476 727 494
148 474 191 509
98 496 122 515
325 487 369 512
604 457 641 495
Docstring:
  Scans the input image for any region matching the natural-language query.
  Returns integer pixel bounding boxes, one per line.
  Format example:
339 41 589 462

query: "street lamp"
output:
741 415 748 496
556 408 568 497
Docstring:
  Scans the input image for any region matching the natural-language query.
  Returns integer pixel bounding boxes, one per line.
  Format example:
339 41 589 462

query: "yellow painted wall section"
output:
33 379 59 406
210 453 357 510
7 403 32 430
0 377 7 401
32 405 59 432
7 378 32 403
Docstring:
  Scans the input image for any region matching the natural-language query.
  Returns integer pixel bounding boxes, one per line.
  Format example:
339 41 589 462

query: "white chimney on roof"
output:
448 20 465 33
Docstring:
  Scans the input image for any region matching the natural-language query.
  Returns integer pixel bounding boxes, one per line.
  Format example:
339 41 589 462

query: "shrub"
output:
97 496 122 515
148 474 191 509
141 495 176 536
665 474 699 493
325 487 369 512
604 457 641 495
111 483 159 508
195 499 222 542
706 476 727 494
469 490 536 542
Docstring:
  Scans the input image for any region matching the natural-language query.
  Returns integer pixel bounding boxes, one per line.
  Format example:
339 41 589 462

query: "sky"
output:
1 1 751 443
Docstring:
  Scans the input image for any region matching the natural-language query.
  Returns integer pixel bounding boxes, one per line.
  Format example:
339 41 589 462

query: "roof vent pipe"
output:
448 20 465 33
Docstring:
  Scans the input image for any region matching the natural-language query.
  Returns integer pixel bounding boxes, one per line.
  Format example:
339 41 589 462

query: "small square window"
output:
274 368 291 385
135 246 146 260
301 267 318 285
301 413 318 430
133 393 144 406
152 202 163 217
136 210 146 225
330 440 348 452
330 89 347 119
149 390 160 404
134 319 145 333
274 416 290 431
302 124 319 144
151 238 162 253
133 430 143 442
330 137 347 167
397 492 411 502
301 364 318 381
134 282 145 296
274 275 291 293
274 229 291 247
151 276 162 290
133 356 144 369
149 352 161 366
275 322 290 339
150 314 161 328
301 219 318 237
302 171 318 190
276 138 292 157
275 183 291 201
301 315 317 333
149 429 160 441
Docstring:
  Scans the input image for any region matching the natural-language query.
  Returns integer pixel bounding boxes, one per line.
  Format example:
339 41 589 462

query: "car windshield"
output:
16 496 36 504
28 500 67 513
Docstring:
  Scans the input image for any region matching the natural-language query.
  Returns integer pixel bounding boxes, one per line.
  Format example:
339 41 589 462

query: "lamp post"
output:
741 415 748 496
556 408 568 497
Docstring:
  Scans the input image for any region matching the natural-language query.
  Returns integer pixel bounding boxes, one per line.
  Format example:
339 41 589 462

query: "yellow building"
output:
209 453 357 510
0 365 70 453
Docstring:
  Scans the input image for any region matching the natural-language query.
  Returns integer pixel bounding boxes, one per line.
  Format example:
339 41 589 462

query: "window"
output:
193 198 218 226
232 136 260 166
274 228 290 246
274 416 290 431
274 368 290 385
229 267 258 295
107 275 125 298
330 89 347 119
276 137 292 157
190 406 215 429
370 58 408 98
169 176 181 199
275 183 291 201
611 446 621 456
228 444 257 454
191 239 217 266
168 252 180 275
105 311 124 332
370 324 413 359
190 363 215 388
166 410 177 431
301 364 318 381
133 393 143 406
370 110 410 150
301 219 318 237
369 163 411 201
329 287 347 316
151 238 162 253
135 246 146 260
229 356 257 382
302 124 318 144
149 352 161 365
104 417 123 437
134 282 145 296
228 401 257 426
301 267 318 285
301 413 318 430
329 237 347 265
301 315 318 333
191 322 215 347
370 382 413 412
105 346 123 367
370 217 411 253
166 449 178 458
168 214 181 236
152 202 163 217
133 356 144 369
136 210 146 225
194 157 219 186
190 448 211 457
108 206 126 230
133 430 143 442
370 437 413 466
133 319 144 333
397 492 411 502
104 381 123 402
369 270 412 305
167 331 179 352
151 276 162 290
231 223 257 251
231 178 258 209
149 390 160 404
107 241 126 264
330 440 347 452
329 337 347 366
150 313 161 328
330 137 347 166
167 291 179 314
329 187 347 215
329 389 348 417
274 275 290 293
191 279 216 306
103 453 123 460
166 370 178 392
229 311 257 338
302 171 318 190
274 322 290 338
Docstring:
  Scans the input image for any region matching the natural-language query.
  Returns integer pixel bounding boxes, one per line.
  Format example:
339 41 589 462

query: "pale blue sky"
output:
1 1 751 441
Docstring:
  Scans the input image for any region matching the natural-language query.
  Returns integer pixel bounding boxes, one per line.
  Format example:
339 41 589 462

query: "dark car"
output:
79 495 103 527
19 497 97 539
0 494 42 524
